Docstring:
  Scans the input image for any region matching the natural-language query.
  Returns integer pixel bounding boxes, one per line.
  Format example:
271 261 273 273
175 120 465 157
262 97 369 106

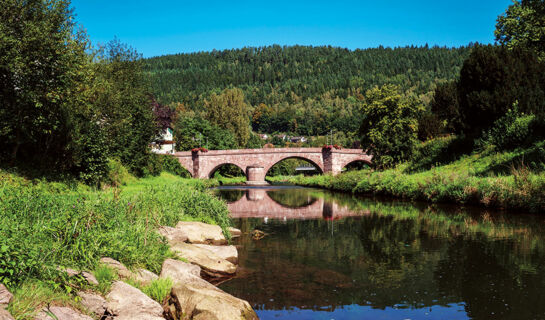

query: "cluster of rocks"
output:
0 222 257 320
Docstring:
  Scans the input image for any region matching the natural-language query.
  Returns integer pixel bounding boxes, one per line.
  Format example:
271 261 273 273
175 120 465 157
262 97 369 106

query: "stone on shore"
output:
99 258 158 285
228 227 242 238
99 258 133 279
0 308 14 320
170 275 258 320
134 268 159 285
63 268 99 286
175 221 227 245
77 291 106 316
158 226 188 245
106 281 163 319
160 259 201 280
193 244 238 264
0 284 13 306
170 242 236 278
34 306 93 320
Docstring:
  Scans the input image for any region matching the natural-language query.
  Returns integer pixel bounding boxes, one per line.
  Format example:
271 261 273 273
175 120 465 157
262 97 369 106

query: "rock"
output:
35 306 93 320
170 276 258 320
193 244 238 264
106 281 163 319
77 291 106 316
62 268 99 286
160 259 201 280
170 242 236 278
313 269 354 288
134 269 159 286
175 221 227 245
0 284 13 306
0 308 14 320
158 226 188 245
99 258 133 279
228 227 242 238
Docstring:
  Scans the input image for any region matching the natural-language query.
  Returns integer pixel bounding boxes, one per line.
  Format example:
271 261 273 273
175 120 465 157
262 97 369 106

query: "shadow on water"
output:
212 186 545 320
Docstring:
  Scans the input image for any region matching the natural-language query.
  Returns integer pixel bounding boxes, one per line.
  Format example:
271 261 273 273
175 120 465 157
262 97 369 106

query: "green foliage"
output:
204 88 251 147
430 81 461 134
407 135 473 173
457 45 545 135
94 39 158 177
158 154 191 177
106 159 134 187
495 0 545 58
359 85 424 168
140 278 173 303
94 264 118 294
476 105 537 151
174 115 237 151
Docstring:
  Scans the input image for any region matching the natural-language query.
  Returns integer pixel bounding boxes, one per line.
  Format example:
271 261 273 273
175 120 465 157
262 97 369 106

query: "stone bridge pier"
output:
174 148 372 185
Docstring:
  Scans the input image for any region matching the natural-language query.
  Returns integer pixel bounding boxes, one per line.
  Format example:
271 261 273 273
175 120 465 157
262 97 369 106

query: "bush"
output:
476 106 536 151
106 159 134 187
158 154 191 177
406 135 473 173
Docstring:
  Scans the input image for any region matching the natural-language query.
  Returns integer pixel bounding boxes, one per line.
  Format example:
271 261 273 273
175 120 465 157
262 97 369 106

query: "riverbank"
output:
267 143 545 213
0 170 256 319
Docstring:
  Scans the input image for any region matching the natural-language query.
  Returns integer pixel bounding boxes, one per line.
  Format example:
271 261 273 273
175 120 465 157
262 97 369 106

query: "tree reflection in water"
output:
214 187 545 320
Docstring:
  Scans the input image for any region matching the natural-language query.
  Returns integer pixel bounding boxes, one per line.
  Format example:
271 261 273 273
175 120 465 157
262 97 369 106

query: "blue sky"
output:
71 0 512 58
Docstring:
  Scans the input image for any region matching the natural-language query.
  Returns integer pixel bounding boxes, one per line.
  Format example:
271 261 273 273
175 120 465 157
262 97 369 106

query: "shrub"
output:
158 155 191 177
106 159 134 187
476 106 536 151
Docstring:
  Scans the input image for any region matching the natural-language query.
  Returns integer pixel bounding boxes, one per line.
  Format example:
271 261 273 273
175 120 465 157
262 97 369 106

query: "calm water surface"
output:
212 186 545 320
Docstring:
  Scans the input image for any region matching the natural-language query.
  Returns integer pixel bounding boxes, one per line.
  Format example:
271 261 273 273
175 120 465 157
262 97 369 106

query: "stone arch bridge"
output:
174 148 372 185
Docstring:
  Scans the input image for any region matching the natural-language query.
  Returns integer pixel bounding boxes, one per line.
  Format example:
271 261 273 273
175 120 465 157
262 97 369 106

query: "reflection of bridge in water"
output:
227 189 369 220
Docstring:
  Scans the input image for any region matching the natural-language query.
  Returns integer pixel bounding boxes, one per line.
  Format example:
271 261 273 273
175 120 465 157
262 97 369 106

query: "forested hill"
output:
144 45 471 106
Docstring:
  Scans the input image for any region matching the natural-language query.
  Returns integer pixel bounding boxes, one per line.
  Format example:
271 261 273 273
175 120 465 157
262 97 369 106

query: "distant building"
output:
290 136 307 143
275 134 288 141
258 133 269 140
151 127 176 154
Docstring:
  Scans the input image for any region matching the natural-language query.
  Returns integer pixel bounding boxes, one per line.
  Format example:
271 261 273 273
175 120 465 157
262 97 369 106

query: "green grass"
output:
124 277 174 304
0 170 231 318
269 141 545 213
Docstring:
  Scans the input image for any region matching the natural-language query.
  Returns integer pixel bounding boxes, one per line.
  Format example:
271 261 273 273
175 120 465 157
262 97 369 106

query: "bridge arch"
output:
264 156 324 178
341 159 372 172
207 163 246 179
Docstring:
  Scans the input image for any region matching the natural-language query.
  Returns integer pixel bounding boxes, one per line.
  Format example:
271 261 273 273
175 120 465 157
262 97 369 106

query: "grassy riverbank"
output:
0 170 231 318
268 140 545 213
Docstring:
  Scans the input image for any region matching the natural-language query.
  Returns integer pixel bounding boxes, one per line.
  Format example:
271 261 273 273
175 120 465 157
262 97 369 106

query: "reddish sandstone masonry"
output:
227 189 370 219
175 148 372 184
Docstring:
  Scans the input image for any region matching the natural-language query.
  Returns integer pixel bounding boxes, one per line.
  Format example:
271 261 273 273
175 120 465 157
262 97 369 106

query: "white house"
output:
151 127 176 154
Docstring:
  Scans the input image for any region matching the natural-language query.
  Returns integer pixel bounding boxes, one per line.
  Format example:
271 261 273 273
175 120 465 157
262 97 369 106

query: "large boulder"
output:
193 244 238 264
34 306 93 320
170 242 236 278
158 226 188 245
106 281 163 319
170 275 257 320
77 291 106 317
0 308 14 320
160 259 201 280
175 221 227 245
0 284 12 306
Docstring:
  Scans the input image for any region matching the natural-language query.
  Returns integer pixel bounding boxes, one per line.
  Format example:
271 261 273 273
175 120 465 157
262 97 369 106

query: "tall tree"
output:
204 88 250 147
495 0 545 57
359 85 424 168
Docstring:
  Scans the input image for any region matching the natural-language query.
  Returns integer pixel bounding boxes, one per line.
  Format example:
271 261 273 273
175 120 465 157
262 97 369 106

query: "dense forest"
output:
144 45 471 106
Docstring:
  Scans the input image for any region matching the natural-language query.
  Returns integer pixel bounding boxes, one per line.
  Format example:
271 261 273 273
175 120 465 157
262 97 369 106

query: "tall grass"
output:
0 172 231 290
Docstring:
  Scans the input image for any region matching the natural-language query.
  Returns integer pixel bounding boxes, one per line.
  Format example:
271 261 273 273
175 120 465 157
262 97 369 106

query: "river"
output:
212 186 545 320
